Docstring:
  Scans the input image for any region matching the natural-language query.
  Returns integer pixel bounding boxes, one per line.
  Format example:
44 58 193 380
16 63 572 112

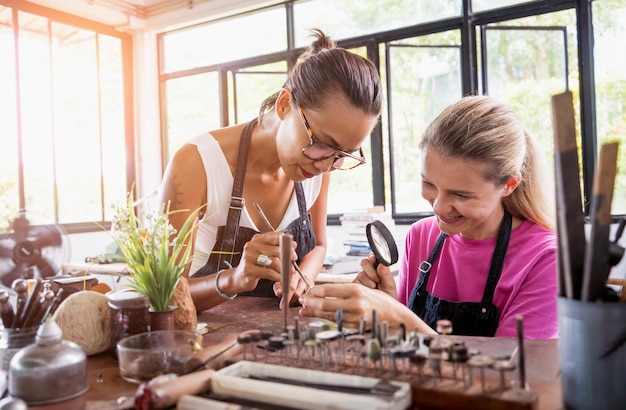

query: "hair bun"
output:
307 28 336 55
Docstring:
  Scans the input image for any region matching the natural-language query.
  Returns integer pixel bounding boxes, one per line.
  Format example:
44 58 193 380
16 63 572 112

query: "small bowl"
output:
117 330 201 383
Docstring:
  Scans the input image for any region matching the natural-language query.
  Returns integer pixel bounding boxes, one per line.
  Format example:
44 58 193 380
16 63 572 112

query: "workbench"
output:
22 296 562 410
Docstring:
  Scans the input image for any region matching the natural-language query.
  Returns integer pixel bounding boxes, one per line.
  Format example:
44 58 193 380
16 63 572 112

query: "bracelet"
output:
215 269 237 300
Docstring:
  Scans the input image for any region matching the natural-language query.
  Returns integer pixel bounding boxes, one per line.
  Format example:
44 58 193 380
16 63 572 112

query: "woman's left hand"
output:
273 267 311 309
298 283 435 334
353 254 398 299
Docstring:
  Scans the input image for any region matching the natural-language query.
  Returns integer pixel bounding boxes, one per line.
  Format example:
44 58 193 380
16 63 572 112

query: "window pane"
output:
0 6 19 215
593 0 626 215
161 7 287 73
51 22 103 223
293 0 460 48
387 32 462 215
483 10 577 189
18 11 55 220
2 3 130 230
99 35 128 221
473 0 537 13
164 72 221 161
231 61 287 124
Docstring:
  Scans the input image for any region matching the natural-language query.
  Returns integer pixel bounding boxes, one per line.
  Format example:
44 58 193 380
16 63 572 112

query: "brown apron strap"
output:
218 118 257 266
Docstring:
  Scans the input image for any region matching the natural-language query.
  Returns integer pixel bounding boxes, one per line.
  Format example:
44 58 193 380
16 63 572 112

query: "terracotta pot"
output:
149 305 178 331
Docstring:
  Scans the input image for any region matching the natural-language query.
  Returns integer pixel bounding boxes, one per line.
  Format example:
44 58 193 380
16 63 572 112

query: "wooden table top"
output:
21 296 562 410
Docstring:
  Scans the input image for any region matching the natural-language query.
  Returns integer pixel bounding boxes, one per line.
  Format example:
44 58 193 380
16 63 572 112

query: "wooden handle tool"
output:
0 290 15 328
582 141 619 301
280 233 293 328
11 279 28 328
20 278 43 328
551 91 587 299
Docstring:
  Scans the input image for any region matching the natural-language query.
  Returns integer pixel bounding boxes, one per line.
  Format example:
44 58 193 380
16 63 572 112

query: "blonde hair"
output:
419 95 555 231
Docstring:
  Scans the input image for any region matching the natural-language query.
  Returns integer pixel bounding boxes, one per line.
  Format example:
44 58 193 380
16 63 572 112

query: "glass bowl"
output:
117 330 202 383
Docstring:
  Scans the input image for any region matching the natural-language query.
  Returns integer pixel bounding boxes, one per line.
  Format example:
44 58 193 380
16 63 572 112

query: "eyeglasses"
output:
297 106 366 171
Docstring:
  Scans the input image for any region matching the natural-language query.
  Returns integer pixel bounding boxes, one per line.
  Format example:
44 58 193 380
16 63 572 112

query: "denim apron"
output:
191 119 316 297
407 211 512 336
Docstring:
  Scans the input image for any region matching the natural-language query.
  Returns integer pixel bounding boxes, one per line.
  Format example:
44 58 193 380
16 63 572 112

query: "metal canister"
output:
8 319 88 405
108 290 150 353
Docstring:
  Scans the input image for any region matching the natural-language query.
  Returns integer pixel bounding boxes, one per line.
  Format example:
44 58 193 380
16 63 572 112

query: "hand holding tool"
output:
252 202 313 292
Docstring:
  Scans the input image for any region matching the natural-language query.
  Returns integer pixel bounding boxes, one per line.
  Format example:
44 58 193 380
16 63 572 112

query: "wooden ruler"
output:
551 91 587 300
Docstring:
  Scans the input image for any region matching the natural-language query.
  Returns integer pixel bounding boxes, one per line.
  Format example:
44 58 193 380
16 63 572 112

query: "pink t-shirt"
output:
398 217 558 339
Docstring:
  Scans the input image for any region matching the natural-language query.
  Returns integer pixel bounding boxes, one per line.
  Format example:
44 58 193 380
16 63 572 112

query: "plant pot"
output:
149 305 178 332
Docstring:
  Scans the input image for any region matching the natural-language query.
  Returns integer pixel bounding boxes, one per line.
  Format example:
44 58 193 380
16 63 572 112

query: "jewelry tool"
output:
0 290 15 328
581 142 618 302
280 233 292 329
21 278 43 328
551 91 586 300
252 202 313 291
516 315 526 390
11 279 28 328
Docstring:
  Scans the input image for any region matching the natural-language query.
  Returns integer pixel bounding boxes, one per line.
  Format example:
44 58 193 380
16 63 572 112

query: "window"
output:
593 0 626 214
158 0 624 223
161 7 287 74
0 2 133 232
386 31 463 216
164 72 221 161
292 0 460 47
480 11 577 189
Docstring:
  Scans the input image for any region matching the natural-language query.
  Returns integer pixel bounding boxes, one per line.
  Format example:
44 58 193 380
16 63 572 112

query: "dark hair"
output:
259 29 382 118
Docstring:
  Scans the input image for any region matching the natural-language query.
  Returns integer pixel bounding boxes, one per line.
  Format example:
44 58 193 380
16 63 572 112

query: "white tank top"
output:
186 132 323 274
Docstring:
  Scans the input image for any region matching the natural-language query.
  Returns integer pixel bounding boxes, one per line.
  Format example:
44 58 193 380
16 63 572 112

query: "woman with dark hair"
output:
159 29 383 313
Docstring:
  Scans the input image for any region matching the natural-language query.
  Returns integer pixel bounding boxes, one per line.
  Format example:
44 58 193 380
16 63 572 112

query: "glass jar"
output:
0 326 38 372
108 291 149 354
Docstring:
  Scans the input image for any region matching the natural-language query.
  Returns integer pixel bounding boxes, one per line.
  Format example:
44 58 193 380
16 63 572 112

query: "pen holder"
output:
0 326 38 371
557 297 626 410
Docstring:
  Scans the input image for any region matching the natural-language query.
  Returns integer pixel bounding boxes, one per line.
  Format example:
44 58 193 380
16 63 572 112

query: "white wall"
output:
68 231 113 264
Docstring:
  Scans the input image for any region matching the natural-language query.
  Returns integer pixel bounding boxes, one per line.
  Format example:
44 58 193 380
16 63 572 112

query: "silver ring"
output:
256 254 272 267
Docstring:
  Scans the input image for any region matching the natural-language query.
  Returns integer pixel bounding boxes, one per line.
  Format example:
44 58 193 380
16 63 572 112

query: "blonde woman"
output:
300 95 557 339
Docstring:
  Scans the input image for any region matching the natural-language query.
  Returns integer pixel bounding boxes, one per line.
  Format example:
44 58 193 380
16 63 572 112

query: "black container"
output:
558 297 626 410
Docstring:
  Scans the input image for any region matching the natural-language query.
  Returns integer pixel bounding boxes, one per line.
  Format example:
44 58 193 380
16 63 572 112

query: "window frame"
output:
0 0 135 234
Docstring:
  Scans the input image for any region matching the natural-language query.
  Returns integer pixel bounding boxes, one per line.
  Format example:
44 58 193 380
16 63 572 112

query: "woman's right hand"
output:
353 254 398 300
230 231 297 293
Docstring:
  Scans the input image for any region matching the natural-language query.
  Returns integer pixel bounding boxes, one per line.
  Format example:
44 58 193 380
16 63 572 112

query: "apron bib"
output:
191 119 316 297
407 211 512 336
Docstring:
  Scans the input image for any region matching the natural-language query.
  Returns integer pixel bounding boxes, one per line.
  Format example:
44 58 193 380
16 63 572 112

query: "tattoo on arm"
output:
164 171 186 209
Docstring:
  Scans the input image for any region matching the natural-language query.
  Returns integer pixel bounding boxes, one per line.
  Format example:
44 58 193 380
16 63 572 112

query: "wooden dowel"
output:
0 290 15 328
607 277 626 287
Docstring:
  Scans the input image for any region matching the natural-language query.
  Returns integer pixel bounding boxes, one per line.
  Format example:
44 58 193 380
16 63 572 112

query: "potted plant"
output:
107 190 202 330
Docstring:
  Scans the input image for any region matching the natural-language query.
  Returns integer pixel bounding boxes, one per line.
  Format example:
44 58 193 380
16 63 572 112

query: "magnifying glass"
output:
365 220 399 268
